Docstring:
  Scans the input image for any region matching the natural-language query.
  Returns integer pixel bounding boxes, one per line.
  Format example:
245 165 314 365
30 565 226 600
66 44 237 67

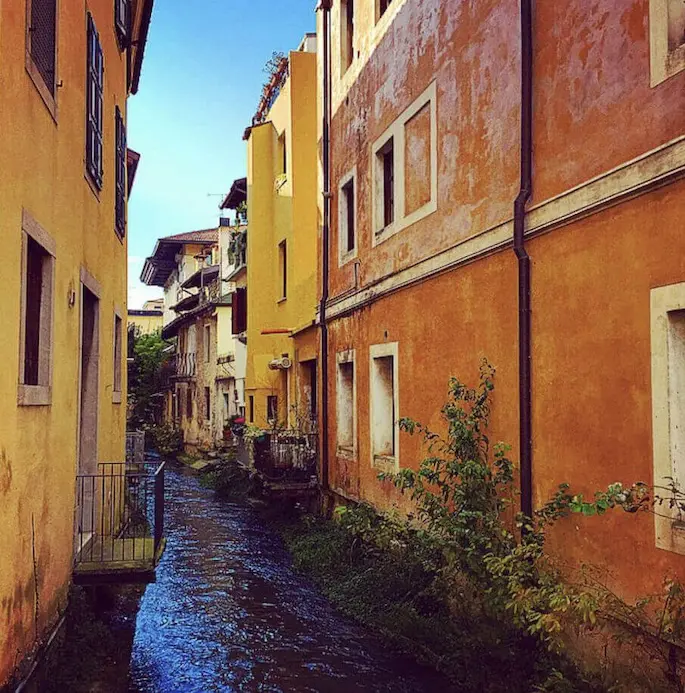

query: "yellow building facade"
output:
245 35 319 431
0 0 153 686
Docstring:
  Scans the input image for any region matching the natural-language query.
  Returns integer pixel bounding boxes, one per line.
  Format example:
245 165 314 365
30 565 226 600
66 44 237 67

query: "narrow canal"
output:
121 464 451 692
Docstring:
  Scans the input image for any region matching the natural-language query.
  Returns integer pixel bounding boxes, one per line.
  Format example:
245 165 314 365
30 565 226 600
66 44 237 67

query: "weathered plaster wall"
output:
0 0 129 684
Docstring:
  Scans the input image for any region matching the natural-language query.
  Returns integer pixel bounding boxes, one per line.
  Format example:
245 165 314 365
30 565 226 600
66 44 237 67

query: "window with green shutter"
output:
115 107 126 237
86 14 104 190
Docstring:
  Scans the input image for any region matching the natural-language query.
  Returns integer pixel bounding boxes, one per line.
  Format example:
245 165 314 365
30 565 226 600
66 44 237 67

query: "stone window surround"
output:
369 341 399 472
336 349 357 459
651 281 685 555
650 0 685 86
338 165 358 266
18 209 56 407
371 80 437 247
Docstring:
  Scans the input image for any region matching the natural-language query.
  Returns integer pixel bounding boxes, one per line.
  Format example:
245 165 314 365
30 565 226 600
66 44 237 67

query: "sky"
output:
127 0 317 308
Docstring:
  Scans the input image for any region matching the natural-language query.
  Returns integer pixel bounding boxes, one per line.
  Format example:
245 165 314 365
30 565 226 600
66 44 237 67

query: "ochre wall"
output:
0 0 129 684
246 49 319 430
128 313 163 335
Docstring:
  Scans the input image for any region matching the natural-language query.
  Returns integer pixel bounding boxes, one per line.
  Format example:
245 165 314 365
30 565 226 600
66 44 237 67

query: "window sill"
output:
372 454 397 473
339 249 358 267
112 391 122 404
277 297 287 304
18 384 51 407
25 54 58 124
337 445 356 460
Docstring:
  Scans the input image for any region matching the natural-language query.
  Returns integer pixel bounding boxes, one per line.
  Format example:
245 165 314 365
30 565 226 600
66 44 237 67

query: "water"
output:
128 465 452 692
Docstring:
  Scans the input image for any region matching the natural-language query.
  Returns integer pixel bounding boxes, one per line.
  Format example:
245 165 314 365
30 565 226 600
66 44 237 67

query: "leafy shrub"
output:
146 423 183 459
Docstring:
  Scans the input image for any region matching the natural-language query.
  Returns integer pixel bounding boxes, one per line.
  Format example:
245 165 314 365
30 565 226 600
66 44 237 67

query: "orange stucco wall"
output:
322 0 685 603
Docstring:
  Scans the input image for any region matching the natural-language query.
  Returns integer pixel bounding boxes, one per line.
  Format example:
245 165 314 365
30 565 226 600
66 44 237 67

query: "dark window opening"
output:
114 315 122 392
205 386 211 421
24 236 49 386
342 178 355 253
86 14 104 189
380 138 394 228
29 0 57 95
115 0 129 46
249 395 255 423
115 107 126 237
186 385 193 418
232 287 247 334
379 0 393 20
267 395 278 423
278 241 287 300
343 0 355 70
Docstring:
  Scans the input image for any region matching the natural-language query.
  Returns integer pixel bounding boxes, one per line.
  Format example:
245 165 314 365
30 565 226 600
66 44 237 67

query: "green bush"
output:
146 423 183 459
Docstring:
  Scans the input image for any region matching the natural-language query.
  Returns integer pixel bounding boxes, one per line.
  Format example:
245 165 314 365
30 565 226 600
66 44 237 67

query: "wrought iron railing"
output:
253 430 318 481
74 461 165 566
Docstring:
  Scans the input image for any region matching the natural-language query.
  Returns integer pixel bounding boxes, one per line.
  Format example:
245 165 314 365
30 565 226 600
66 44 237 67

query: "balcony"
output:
252 430 318 492
173 351 196 379
73 461 166 585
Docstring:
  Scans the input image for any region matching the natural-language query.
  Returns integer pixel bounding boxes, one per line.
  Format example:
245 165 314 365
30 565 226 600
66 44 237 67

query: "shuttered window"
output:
29 0 57 95
232 287 247 335
86 15 104 190
114 0 129 45
115 107 126 237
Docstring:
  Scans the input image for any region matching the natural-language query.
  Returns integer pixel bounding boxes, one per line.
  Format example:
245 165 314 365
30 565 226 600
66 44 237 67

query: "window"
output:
86 14 104 190
341 0 355 71
339 169 357 264
302 359 318 420
278 240 287 300
372 81 437 245
650 0 685 85
378 138 394 229
186 385 193 419
370 343 399 469
115 0 129 46
205 386 211 421
377 0 393 21
204 324 211 362
232 287 247 334
115 107 126 238
336 353 355 455
27 0 57 98
651 283 685 555
249 395 255 423
278 131 287 176
223 393 230 422
267 395 278 424
113 314 122 401
19 212 55 406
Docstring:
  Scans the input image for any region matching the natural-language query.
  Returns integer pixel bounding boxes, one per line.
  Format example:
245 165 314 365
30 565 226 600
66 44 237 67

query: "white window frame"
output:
369 342 399 472
338 166 358 266
650 0 685 86
18 209 56 406
651 282 685 554
371 81 437 247
336 350 357 458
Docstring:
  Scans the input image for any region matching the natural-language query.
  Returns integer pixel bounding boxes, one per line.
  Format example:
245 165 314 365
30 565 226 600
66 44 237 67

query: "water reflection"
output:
129 466 451 692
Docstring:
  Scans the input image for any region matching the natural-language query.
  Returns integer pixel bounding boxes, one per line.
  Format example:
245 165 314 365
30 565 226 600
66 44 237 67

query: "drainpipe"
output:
515 0 533 519
317 0 332 493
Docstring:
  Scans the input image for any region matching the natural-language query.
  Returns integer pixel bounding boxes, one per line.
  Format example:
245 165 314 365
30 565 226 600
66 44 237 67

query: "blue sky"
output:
127 0 317 308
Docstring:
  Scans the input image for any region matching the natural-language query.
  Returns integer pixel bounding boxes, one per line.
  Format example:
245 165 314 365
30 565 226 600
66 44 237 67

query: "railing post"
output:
154 462 165 553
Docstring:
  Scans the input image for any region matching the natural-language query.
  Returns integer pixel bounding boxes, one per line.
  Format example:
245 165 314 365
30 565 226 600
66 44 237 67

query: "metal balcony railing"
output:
74 461 165 577
174 352 196 378
253 430 318 481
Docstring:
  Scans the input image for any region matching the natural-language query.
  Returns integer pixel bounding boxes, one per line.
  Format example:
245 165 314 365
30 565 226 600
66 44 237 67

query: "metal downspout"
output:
318 0 332 493
515 0 533 519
